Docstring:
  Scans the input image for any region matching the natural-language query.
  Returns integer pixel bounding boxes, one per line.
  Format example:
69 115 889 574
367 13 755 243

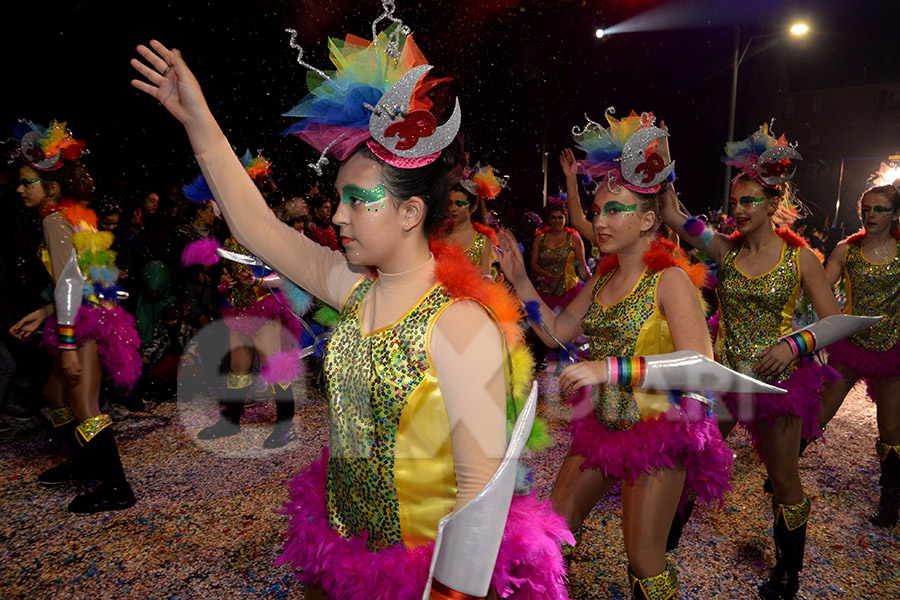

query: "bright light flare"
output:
873 162 900 186
595 28 605 39
790 23 809 36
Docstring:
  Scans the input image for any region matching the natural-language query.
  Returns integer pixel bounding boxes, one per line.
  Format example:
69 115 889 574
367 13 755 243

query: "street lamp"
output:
723 23 810 209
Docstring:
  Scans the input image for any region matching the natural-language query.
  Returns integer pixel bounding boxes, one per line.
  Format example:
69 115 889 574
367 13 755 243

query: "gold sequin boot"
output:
628 560 677 600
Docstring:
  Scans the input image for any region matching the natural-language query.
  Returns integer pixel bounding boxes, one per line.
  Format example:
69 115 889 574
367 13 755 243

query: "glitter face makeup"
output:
342 183 388 211
601 200 638 216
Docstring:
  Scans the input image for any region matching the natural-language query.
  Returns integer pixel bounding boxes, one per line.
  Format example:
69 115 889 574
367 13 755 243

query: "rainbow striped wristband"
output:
58 324 77 350
782 330 816 358
606 357 647 387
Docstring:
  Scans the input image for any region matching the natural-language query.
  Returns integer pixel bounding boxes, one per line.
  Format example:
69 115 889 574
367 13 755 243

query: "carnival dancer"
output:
530 198 588 311
443 164 504 277
658 123 875 599
9 120 140 513
131 12 572 600
499 109 748 600
181 152 308 448
818 178 900 527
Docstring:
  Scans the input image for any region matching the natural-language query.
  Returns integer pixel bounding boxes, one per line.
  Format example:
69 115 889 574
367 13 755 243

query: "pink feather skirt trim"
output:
43 304 142 390
827 338 900 400
569 402 733 508
222 293 303 342
275 449 573 600
722 358 841 461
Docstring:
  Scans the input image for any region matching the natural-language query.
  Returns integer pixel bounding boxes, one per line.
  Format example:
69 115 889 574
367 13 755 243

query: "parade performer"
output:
131 7 571 598
443 164 504 276
530 197 588 310
659 123 875 599
9 120 140 513
499 109 758 600
181 152 308 448
818 178 900 527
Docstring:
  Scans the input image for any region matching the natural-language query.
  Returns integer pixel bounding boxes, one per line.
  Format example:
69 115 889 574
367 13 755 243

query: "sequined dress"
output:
535 230 583 309
827 236 900 386
717 236 839 451
569 248 732 507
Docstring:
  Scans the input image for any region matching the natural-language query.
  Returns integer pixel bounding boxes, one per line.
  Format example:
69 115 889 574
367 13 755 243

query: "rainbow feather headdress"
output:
183 149 272 203
460 164 508 200
281 6 461 175
12 119 86 171
723 122 802 189
571 108 674 194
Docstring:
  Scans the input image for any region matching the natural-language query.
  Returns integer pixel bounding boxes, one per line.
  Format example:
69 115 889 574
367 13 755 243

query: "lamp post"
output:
723 23 809 211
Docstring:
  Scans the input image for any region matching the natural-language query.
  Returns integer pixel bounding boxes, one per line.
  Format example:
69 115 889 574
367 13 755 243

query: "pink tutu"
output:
827 338 900 400
221 293 303 342
43 304 142 390
275 449 573 600
722 358 841 461
569 396 733 508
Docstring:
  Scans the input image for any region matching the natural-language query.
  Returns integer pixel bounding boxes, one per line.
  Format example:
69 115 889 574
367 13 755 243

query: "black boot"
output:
764 438 813 494
759 496 810 600
666 497 695 552
628 560 677 600
68 416 136 513
198 371 249 440
869 439 900 528
263 383 297 449
38 409 90 485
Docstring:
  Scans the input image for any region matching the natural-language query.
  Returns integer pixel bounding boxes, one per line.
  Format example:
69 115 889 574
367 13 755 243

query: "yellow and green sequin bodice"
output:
323 277 458 551
223 237 272 311
581 267 673 430
843 239 900 351
717 242 802 380
464 231 487 266
536 232 579 297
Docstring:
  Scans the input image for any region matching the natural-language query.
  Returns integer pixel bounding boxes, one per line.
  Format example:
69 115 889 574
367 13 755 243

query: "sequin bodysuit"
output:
581 267 674 430
464 231 488 266
324 277 461 551
842 239 900 351
222 237 273 311
535 231 580 297
717 242 802 381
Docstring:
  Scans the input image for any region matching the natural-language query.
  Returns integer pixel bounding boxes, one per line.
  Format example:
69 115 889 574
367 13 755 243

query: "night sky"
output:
5 0 900 226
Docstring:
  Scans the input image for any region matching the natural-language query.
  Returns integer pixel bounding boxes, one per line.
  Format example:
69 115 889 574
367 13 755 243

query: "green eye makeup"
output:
868 206 894 213
738 195 766 207
452 199 471 208
601 201 638 216
342 184 387 206
19 177 40 187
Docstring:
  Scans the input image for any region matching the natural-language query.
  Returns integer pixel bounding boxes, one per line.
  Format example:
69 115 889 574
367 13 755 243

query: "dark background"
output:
4 0 900 237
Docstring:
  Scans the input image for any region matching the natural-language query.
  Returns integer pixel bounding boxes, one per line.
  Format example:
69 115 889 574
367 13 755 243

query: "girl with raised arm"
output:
499 109 736 600
131 17 570 600
657 123 864 600
9 121 140 513
817 180 900 527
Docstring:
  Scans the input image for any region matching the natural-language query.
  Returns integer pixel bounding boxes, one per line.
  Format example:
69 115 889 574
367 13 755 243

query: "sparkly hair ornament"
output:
11 119 86 171
571 108 675 194
240 149 272 181
183 149 273 203
460 163 508 200
723 121 802 189
547 189 567 207
281 1 461 175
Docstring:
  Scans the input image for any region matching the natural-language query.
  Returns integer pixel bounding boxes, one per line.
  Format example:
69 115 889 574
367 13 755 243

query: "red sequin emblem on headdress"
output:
384 109 437 151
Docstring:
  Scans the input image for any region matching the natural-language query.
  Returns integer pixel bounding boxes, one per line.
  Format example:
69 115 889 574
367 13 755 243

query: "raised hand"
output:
131 40 223 153
559 148 577 177
496 228 529 286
